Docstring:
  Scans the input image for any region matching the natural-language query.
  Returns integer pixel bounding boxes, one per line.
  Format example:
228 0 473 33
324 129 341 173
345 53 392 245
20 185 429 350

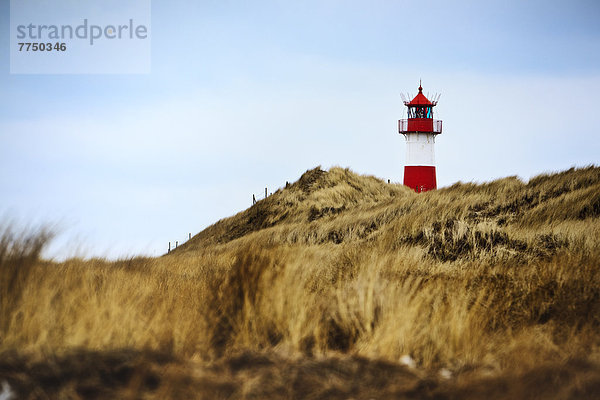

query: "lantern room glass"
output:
408 106 433 119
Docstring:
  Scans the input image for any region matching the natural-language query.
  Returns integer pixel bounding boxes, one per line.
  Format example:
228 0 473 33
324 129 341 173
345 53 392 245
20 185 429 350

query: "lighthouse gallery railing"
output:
398 119 442 134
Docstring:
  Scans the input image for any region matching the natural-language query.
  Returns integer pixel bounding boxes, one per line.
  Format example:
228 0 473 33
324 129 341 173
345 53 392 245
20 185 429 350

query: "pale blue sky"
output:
1 0 599 259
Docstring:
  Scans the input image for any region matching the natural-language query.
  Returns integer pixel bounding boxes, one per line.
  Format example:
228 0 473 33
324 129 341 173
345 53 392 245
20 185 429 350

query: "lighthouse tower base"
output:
404 166 437 192
403 132 437 192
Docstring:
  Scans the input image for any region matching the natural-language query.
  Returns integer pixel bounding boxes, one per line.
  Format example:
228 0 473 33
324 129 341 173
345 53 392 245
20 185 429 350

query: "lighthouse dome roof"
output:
407 84 433 106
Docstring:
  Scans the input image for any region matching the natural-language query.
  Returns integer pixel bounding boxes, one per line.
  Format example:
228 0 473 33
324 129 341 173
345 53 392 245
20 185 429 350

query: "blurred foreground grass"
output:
1 166 600 399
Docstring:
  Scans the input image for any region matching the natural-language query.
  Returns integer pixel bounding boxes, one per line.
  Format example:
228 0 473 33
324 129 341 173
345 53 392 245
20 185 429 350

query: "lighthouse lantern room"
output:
398 82 442 192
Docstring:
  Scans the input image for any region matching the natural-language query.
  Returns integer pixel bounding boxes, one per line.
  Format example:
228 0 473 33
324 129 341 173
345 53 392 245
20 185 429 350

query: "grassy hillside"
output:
1 166 600 399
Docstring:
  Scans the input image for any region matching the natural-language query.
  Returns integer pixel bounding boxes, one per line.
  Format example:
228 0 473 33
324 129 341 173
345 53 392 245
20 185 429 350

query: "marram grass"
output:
1 166 600 399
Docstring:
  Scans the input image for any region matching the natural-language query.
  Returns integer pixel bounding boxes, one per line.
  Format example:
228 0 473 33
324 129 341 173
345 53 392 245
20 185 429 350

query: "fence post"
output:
189 233 191 240
265 187 267 198
388 179 390 184
168 241 171 253
176 241 178 248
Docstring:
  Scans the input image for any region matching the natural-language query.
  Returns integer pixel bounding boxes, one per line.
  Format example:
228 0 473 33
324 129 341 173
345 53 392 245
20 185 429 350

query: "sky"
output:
1 0 599 259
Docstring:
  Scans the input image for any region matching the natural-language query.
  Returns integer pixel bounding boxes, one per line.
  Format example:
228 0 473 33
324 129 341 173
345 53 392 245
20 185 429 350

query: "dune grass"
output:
1 166 600 398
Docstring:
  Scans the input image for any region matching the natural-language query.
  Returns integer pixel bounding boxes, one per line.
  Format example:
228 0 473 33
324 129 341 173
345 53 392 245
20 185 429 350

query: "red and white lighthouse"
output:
399 83 442 192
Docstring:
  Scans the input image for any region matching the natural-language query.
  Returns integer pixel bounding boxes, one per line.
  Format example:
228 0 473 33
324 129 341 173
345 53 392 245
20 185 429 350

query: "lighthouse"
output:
399 83 443 192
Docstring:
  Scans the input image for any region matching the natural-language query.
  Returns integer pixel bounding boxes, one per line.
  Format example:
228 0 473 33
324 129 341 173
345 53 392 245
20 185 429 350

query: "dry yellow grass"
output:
1 165 600 399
